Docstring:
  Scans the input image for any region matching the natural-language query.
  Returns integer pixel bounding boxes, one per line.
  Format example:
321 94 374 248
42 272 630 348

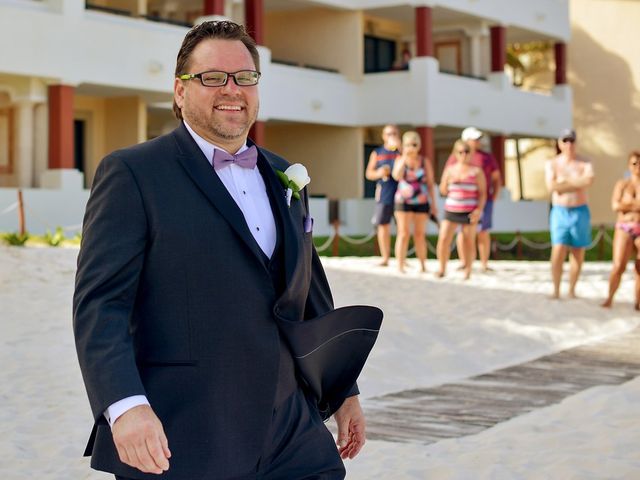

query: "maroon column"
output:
491 134 506 186
490 26 506 72
249 121 265 146
416 126 434 163
48 85 75 169
203 0 224 15
415 6 433 57
554 42 567 85
244 0 264 45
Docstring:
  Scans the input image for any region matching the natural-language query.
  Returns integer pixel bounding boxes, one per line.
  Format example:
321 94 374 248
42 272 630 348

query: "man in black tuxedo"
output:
73 20 365 479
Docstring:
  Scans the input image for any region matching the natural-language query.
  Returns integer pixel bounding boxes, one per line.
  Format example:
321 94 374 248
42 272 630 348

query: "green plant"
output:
3 231 29 246
44 227 65 247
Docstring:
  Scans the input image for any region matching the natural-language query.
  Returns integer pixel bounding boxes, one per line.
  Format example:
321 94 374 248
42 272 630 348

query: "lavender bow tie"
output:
212 145 258 171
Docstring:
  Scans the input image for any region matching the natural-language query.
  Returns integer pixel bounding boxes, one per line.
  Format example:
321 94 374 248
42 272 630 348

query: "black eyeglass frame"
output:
178 70 261 87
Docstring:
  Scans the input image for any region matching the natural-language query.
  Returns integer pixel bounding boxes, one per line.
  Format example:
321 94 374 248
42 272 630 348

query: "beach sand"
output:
1 247 638 479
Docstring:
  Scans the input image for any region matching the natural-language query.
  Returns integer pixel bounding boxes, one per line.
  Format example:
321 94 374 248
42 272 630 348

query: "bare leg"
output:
602 228 631 307
568 247 586 298
456 231 466 269
377 224 391 266
394 211 410 273
436 220 457 277
634 258 640 310
413 213 428 272
461 224 477 280
477 230 491 271
550 244 568 299
633 236 640 310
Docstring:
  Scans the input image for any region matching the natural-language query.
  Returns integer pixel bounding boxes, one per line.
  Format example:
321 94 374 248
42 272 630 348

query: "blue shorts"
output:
372 203 394 226
550 204 592 248
478 200 493 231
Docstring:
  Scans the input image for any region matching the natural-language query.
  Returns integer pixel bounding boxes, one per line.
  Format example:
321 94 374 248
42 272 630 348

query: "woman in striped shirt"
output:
436 140 487 279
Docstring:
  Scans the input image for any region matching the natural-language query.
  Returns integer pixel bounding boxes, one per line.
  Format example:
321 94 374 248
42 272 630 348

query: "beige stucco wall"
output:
74 95 146 187
265 8 363 82
74 95 106 188
264 124 363 199
570 0 640 224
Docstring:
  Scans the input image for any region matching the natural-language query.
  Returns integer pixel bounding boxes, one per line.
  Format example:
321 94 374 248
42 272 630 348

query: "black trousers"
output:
116 388 345 480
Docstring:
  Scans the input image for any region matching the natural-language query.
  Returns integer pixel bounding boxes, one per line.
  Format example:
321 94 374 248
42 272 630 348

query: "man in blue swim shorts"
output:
545 129 595 299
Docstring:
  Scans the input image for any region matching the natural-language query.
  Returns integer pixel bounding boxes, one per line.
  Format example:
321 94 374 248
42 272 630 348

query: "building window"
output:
364 36 397 73
363 144 377 198
74 119 86 174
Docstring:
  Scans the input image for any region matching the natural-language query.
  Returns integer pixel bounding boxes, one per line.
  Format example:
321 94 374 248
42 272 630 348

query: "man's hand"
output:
112 404 171 474
333 395 366 460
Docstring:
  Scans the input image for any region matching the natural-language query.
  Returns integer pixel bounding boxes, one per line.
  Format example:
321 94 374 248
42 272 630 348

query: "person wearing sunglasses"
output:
602 150 640 309
444 127 502 273
73 20 365 480
545 129 595 299
391 131 438 273
365 125 400 267
437 140 487 279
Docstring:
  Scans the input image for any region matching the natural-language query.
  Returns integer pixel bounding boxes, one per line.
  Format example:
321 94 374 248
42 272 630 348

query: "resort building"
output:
0 0 573 234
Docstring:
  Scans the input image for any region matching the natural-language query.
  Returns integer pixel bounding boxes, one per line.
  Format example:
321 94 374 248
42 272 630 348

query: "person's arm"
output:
611 180 628 213
469 167 487 224
545 159 576 194
491 169 502 200
73 155 170 475
391 155 405 181
424 156 438 216
365 151 388 181
610 179 640 213
299 188 365 458
439 166 451 197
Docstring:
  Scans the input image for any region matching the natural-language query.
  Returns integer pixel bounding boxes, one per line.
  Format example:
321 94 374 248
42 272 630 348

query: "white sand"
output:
1 247 638 479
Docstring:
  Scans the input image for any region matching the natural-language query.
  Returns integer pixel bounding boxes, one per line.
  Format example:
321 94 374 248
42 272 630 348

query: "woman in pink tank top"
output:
436 140 486 280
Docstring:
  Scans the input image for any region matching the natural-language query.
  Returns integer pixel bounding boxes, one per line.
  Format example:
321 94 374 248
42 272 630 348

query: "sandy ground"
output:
1 247 639 479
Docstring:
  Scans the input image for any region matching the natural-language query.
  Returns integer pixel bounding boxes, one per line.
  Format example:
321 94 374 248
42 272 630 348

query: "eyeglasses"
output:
178 70 261 87
561 138 575 144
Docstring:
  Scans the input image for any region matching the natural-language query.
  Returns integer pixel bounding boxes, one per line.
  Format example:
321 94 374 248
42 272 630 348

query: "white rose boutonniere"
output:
276 163 311 207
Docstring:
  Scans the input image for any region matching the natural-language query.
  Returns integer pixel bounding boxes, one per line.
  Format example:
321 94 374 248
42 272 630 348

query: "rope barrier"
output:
62 224 83 233
585 228 604 250
518 236 551 250
339 230 376 245
0 201 18 216
495 237 520 251
314 232 336 252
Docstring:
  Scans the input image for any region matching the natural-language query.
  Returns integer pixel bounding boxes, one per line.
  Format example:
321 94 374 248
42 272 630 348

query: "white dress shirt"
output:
105 121 278 427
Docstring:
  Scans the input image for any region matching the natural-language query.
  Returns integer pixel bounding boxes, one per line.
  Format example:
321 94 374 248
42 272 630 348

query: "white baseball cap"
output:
461 127 483 141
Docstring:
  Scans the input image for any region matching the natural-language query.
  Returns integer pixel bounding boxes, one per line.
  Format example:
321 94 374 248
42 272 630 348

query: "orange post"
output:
332 220 340 257
17 189 25 236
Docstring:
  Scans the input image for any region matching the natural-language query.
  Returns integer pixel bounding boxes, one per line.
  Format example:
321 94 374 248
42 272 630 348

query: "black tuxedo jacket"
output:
72 123 345 479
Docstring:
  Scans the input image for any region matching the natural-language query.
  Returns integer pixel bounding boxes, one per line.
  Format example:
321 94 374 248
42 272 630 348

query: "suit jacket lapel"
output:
256 148 301 289
172 124 268 265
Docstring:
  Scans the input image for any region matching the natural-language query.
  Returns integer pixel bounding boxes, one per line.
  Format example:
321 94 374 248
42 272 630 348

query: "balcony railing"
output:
85 2 193 28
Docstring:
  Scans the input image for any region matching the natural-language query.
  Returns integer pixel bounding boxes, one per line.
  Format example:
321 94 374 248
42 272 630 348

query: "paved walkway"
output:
362 326 640 444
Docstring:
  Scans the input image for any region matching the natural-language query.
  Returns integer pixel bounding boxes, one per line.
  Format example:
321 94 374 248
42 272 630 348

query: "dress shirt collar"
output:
183 120 248 168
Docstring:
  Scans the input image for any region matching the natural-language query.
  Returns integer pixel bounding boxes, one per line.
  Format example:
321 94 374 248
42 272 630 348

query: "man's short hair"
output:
173 21 260 120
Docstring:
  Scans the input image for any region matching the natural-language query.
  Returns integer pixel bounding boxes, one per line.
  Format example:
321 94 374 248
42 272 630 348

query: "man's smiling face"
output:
174 38 259 150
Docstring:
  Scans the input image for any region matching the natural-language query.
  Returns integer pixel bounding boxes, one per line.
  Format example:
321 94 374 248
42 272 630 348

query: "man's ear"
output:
174 77 185 110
